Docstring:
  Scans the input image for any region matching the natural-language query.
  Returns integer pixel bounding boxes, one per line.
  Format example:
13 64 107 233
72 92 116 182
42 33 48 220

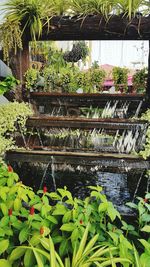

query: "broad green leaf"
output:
62 211 72 223
9 247 26 261
32 247 45 267
145 193 150 199
0 216 9 227
49 192 61 201
52 204 67 215
133 244 142 267
0 259 11 267
98 202 108 212
19 227 29 244
14 198 22 211
141 225 150 233
0 203 8 215
139 239 150 251
140 252 150 267
0 239 9 255
60 223 75 232
71 228 79 243
49 236 57 266
59 239 68 257
24 249 36 267
30 234 41 246
47 215 58 224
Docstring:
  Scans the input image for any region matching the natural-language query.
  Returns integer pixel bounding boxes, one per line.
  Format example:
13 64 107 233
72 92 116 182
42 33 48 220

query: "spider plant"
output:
1 0 55 40
116 0 146 19
9 224 132 267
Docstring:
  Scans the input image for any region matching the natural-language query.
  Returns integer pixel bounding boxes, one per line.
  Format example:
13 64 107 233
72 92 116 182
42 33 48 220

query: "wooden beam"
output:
147 41 150 99
37 15 150 41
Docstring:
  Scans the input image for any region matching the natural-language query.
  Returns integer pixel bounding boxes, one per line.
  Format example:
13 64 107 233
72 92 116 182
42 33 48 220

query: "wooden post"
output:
147 41 150 101
9 41 29 83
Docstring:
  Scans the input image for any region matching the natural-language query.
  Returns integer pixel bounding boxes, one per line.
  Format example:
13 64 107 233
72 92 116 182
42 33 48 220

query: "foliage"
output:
132 68 148 93
139 109 150 159
1 0 149 62
24 68 40 91
63 41 89 63
112 66 128 92
0 164 149 266
0 76 20 95
126 193 150 230
0 102 33 155
11 225 132 267
90 67 106 90
0 19 22 62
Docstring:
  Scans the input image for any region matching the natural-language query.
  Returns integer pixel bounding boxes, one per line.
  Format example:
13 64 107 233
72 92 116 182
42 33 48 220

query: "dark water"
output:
11 161 147 215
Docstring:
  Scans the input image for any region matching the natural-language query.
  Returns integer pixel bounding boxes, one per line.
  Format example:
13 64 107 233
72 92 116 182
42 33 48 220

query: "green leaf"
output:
0 216 9 227
9 247 26 261
49 192 61 201
52 204 67 215
24 249 36 267
140 252 150 267
19 227 29 244
0 239 9 255
14 198 22 211
71 228 79 243
0 203 8 215
59 239 68 257
47 215 58 224
139 239 150 251
32 247 45 267
145 193 150 199
60 223 75 232
98 202 108 212
141 225 150 233
0 259 11 267
133 244 142 267
62 211 72 223
29 234 41 246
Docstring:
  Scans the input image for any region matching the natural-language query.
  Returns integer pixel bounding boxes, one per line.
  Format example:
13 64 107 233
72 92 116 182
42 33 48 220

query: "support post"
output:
146 41 150 101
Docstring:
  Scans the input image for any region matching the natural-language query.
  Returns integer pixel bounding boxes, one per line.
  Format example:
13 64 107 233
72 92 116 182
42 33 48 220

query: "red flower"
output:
8 208 13 216
43 186 48 194
79 220 83 225
40 227 44 235
144 198 148 203
8 165 13 172
30 206 35 215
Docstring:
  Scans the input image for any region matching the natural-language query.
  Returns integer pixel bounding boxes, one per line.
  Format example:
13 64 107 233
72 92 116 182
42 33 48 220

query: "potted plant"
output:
112 66 128 92
132 67 148 93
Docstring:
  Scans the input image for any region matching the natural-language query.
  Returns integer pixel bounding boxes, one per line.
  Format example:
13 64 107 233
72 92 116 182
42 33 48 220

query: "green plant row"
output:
0 163 150 266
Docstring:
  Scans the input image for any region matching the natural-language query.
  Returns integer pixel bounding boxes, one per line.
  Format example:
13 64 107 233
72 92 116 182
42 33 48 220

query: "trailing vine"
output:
0 19 22 62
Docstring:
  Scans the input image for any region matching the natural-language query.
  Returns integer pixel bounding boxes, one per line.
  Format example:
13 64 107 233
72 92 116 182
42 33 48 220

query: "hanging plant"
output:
63 41 89 63
112 66 128 92
0 19 22 62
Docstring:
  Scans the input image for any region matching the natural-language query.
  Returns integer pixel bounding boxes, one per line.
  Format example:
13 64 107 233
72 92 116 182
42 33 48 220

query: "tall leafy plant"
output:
112 66 128 92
